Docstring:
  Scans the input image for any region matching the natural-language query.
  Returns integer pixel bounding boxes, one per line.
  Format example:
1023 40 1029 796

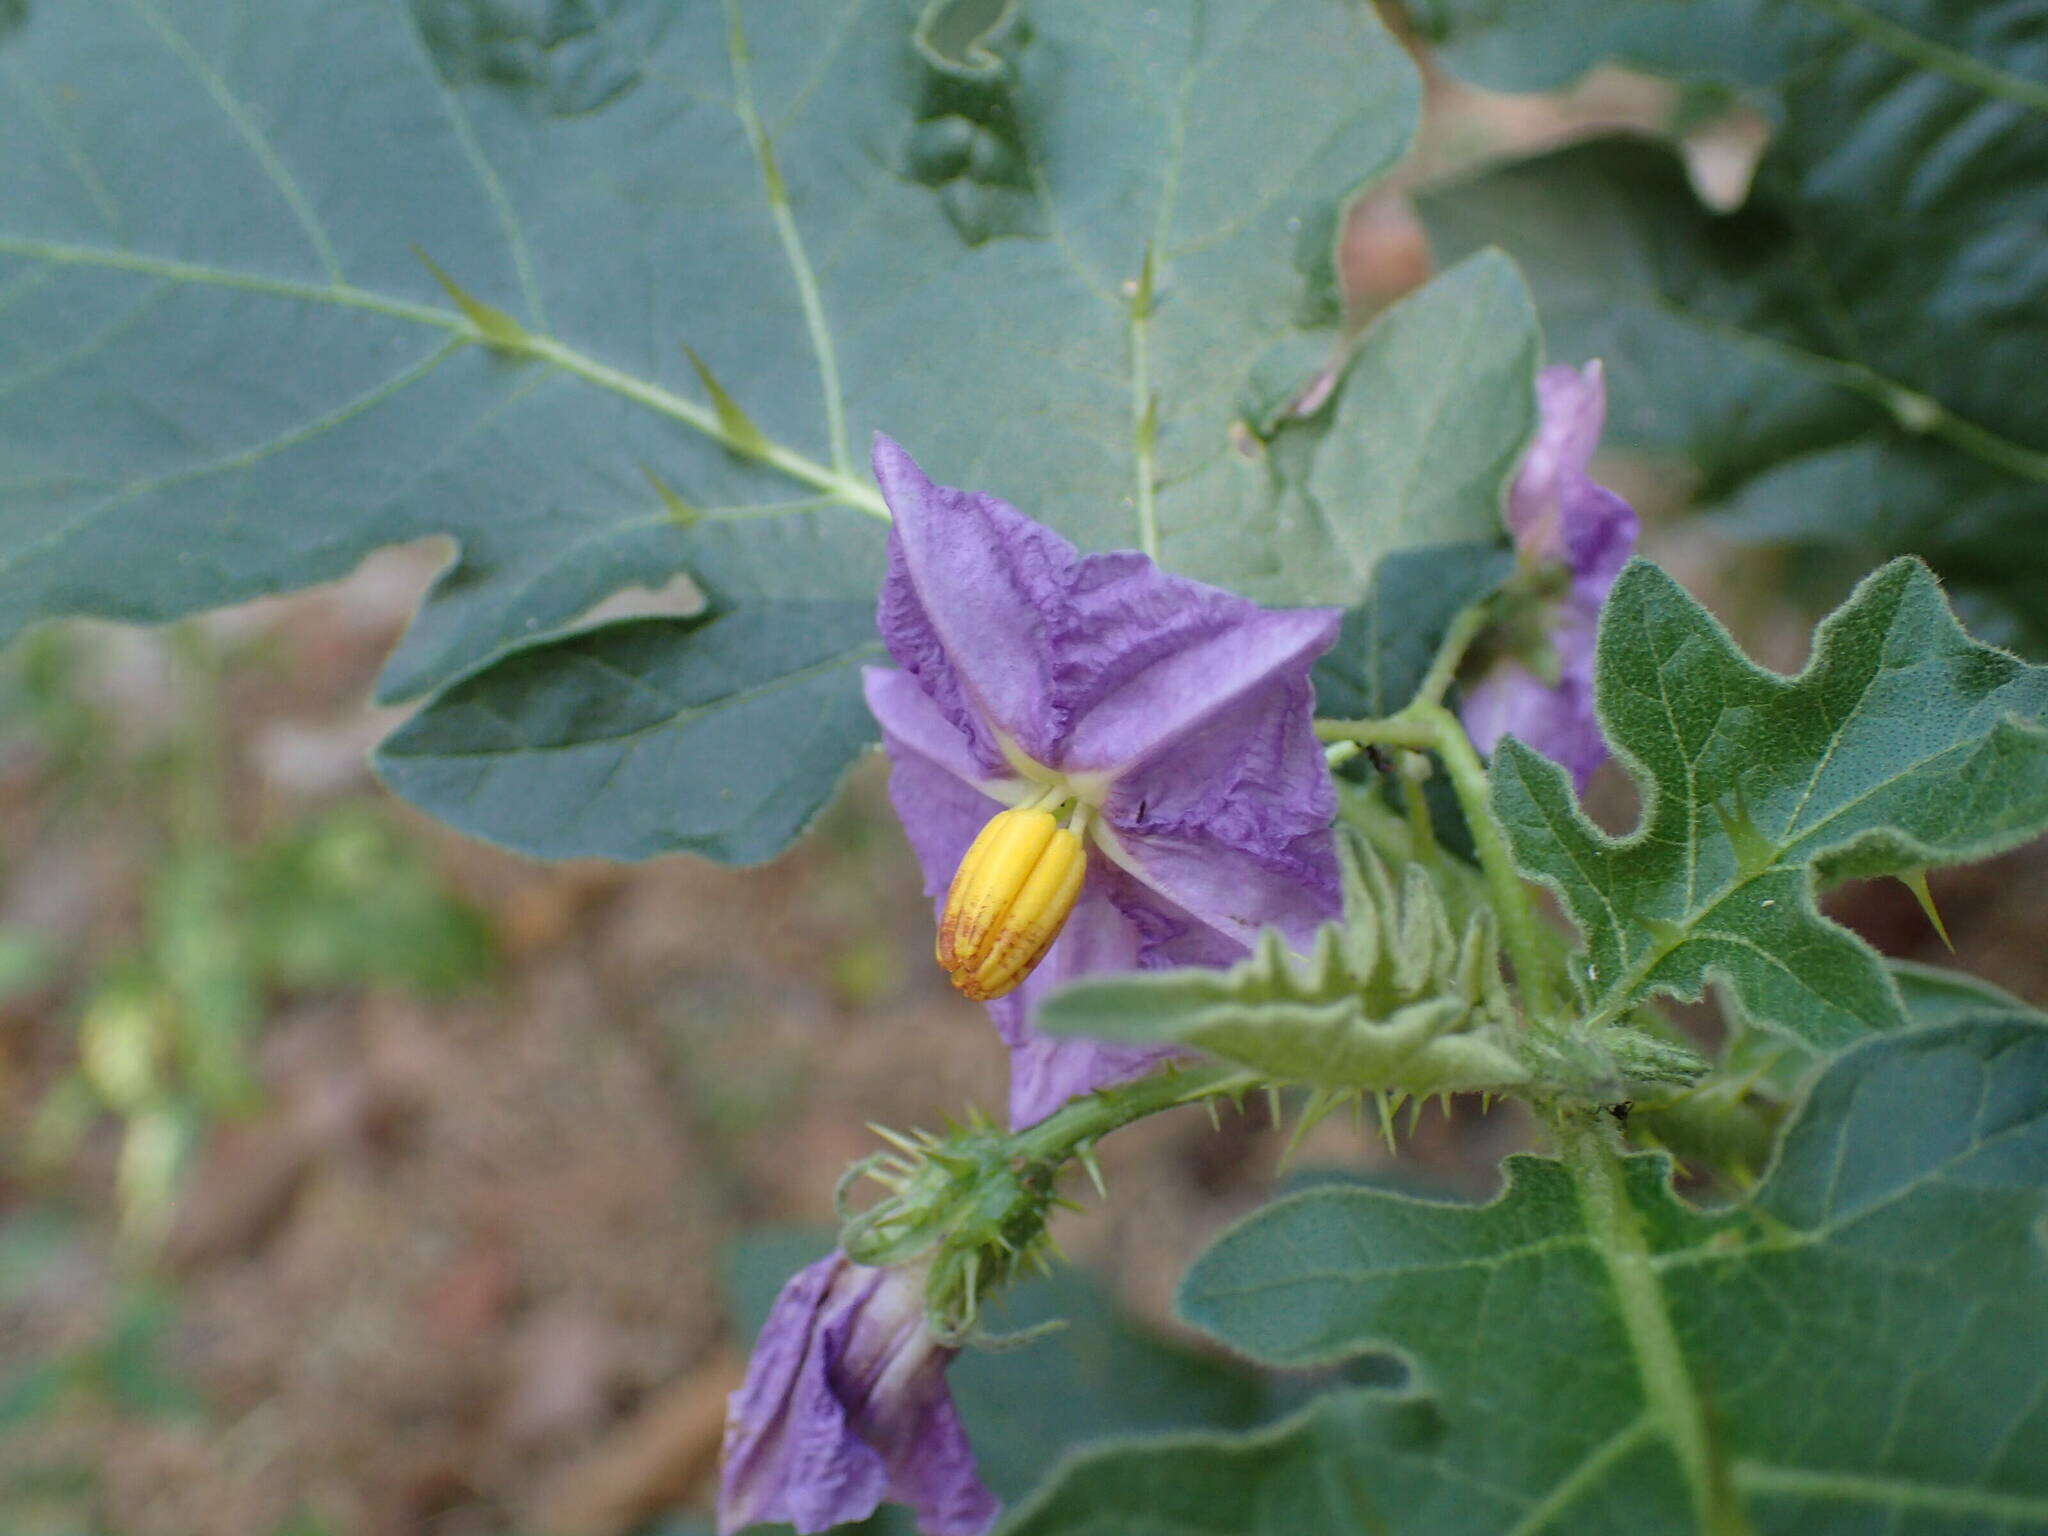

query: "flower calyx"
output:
836 1112 1073 1344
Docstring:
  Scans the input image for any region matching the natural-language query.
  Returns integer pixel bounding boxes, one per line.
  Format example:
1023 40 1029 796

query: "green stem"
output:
1551 1106 1752 1536
1414 598 1494 708
1319 700 1558 1020
1011 1061 1253 1166
1397 755 1442 870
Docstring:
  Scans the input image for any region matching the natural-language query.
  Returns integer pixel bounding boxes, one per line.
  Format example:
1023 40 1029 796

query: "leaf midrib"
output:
1541 236 2048 486
0 237 889 520
1559 1119 1749 1536
1795 0 2048 118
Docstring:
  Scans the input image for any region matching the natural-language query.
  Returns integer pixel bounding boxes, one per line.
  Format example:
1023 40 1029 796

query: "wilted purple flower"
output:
719 1251 997 1536
862 436 1342 1128
1461 361 1639 790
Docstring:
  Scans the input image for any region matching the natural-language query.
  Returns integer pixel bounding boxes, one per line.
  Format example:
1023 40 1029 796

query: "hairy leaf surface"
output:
1007 1017 2048 1535
1495 557 2048 1049
1038 837 1526 1096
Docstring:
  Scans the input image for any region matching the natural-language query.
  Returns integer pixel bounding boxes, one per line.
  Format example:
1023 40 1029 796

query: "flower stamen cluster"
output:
937 784 1102 999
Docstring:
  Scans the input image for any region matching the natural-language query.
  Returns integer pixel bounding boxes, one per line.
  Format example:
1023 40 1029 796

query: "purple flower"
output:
1461 362 1639 790
719 1251 997 1536
862 436 1342 1128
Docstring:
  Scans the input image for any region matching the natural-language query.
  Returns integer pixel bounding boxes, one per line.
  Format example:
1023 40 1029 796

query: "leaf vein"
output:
120 0 346 282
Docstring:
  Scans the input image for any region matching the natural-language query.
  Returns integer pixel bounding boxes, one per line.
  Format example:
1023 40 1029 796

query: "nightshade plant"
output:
3 3 2046 1535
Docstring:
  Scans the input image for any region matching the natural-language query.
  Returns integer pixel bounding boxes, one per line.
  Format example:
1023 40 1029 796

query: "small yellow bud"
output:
937 808 1086 1000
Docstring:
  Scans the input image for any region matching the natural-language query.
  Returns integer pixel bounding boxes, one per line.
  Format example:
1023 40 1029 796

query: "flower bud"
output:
936 808 1085 1001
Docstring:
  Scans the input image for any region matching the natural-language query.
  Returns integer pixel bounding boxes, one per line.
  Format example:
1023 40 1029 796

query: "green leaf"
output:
1236 252 1531 614
1261 251 1535 605
1313 540 1515 721
1890 958 2044 1029
1008 1016 2048 1535
1407 0 1826 91
375 600 885 864
0 0 1426 859
1037 836 1529 1097
1417 4 2048 651
1494 557 2048 1051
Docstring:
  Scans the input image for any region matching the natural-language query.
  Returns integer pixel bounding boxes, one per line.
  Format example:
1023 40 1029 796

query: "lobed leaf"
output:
1036 836 1528 1097
1007 1016 2048 1535
1494 557 2048 1050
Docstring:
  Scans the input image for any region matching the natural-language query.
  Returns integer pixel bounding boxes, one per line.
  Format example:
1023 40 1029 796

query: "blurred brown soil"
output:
0 547 1421 1536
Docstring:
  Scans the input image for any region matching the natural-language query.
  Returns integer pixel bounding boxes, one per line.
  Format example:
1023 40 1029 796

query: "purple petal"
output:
1096 821 1339 959
1507 363 1606 564
1560 479 1637 601
992 879 1174 1128
875 436 1344 778
874 436 1078 771
1474 361 1636 790
1094 628 1340 942
720 1256 888 1533
1036 560 1341 780
865 666 1007 897
720 1255 997 1536
1507 362 1637 591
1461 603 1607 792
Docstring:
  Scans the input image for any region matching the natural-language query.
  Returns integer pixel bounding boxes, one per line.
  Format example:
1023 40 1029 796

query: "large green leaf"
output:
1006 1015 2048 1535
1416 2 2048 651
1494 557 2048 1051
1272 250 1534 604
0 0 1425 860
376 600 886 863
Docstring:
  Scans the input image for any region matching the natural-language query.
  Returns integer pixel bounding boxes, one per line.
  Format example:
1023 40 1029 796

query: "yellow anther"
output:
937 807 1086 1001
937 808 1055 970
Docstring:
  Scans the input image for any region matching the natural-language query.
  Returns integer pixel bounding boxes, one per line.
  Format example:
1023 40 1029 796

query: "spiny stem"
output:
1010 1062 1253 1168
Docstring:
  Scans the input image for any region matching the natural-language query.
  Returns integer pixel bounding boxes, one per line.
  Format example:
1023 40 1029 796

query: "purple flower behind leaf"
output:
1462 361 1639 791
719 1252 997 1536
862 436 1343 1128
